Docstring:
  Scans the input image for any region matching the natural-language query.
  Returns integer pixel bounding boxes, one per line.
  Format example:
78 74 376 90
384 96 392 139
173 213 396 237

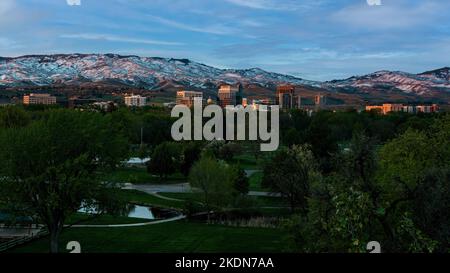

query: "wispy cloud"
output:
60 33 184 46
223 0 325 11
147 15 235 35
0 37 19 48
332 1 448 29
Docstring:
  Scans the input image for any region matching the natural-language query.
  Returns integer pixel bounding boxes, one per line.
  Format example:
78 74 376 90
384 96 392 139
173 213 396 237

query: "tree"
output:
0 106 30 129
180 142 203 177
262 145 321 212
204 140 241 162
232 165 249 196
188 155 235 220
147 142 181 180
0 110 128 253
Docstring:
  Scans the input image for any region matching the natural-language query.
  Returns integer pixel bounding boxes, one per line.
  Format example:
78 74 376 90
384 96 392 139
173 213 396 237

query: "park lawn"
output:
101 167 186 184
10 221 288 253
249 171 266 191
230 154 260 170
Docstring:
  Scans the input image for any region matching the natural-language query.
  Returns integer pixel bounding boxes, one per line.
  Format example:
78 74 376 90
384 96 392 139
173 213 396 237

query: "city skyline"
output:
1 0 450 81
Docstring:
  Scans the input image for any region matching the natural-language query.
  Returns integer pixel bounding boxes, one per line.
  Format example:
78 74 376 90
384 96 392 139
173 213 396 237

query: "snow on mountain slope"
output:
0 54 313 89
324 70 450 95
419 67 450 82
0 54 448 98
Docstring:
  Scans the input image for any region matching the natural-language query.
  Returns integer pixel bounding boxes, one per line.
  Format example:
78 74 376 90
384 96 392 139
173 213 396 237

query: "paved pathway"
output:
125 183 280 197
68 215 186 228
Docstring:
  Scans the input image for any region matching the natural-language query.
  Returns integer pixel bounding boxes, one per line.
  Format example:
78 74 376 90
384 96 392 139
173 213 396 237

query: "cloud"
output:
223 0 325 11
367 0 382 6
67 0 81 6
0 0 15 17
60 33 184 46
0 37 18 48
147 15 235 35
332 1 448 29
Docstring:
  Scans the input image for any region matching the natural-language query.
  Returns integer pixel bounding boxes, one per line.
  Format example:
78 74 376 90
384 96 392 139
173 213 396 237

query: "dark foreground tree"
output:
233 165 249 196
263 144 321 213
180 142 203 177
0 110 128 253
147 142 181 180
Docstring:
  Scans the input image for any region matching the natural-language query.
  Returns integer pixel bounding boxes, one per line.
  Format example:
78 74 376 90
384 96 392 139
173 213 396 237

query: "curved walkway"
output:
126 183 280 197
67 215 186 228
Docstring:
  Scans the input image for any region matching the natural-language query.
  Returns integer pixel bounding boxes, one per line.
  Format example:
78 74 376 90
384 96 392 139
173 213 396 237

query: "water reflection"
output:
127 205 154 219
78 204 155 220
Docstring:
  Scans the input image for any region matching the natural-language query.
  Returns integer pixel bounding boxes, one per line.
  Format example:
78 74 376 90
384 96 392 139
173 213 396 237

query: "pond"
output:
78 204 179 220
127 205 154 220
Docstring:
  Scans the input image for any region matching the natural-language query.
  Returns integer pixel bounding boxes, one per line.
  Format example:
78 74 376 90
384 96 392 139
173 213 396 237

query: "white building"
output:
124 95 147 107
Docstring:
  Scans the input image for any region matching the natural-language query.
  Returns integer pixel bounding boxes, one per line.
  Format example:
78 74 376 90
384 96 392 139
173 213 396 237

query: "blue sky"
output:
1 0 449 80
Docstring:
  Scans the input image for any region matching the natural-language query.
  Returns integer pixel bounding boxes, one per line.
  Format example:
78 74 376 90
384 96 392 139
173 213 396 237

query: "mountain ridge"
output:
0 54 449 103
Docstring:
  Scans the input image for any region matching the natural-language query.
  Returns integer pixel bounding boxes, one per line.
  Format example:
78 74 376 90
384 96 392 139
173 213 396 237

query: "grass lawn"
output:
249 171 266 191
9 221 288 253
101 167 186 184
231 154 260 170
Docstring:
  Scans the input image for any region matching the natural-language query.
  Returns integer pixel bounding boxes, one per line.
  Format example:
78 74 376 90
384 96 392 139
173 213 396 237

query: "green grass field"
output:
249 171 265 191
231 154 261 170
10 221 288 253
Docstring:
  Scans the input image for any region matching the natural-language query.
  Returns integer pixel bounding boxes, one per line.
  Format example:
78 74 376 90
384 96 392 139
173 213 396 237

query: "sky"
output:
0 0 450 81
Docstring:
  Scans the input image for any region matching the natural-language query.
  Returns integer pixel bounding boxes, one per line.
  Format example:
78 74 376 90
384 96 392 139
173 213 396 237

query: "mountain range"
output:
1 54 449 104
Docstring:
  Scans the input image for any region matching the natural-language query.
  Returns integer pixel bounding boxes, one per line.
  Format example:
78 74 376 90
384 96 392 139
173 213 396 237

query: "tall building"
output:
276 85 301 109
242 98 248 107
124 95 147 107
315 94 327 108
176 91 203 107
23 93 57 105
218 83 243 107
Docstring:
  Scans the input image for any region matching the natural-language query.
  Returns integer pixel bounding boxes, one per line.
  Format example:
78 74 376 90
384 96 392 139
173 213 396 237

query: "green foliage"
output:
395 213 438 253
378 129 435 199
204 140 241 161
0 106 31 128
180 142 203 177
0 109 128 252
188 154 236 212
232 165 250 195
147 142 182 180
263 144 321 212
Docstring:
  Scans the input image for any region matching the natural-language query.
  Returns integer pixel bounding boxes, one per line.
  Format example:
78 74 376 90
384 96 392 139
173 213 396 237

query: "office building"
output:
218 83 243 107
124 95 147 107
276 85 301 109
23 93 56 105
176 91 203 107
